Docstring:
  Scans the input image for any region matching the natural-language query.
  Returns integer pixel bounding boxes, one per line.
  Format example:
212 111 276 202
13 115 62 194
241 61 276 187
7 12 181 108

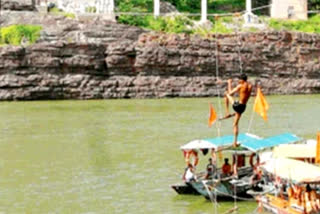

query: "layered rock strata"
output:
0 14 320 100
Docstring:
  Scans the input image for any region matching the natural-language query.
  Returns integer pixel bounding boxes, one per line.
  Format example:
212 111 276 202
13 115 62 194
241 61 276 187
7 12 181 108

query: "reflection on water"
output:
0 95 319 213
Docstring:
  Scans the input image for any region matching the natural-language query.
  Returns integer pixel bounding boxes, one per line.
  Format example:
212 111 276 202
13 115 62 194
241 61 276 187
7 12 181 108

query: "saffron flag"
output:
208 104 217 127
316 132 320 164
253 87 269 121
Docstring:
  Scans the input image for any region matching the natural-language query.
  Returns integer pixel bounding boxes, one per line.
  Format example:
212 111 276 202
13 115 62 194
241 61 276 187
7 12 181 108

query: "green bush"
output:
0 25 42 45
269 15 320 33
141 15 192 33
192 20 233 36
115 0 153 27
85 6 97 13
49 7 76 19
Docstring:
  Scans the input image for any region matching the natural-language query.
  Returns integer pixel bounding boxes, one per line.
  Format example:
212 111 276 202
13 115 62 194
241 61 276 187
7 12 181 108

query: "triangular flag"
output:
253 87 269 121
208 103 217 127
316 132 320 164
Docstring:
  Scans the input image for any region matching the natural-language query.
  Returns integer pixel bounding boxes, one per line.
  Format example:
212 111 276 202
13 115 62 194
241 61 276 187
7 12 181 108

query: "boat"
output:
272 140 317 163
256 157 320 214
171 132 301 199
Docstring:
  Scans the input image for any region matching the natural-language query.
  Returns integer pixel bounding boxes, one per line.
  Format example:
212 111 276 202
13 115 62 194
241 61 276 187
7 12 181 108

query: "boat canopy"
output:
262 157 320 184
180 133 301 152
243 133 301 152
273 144 315 159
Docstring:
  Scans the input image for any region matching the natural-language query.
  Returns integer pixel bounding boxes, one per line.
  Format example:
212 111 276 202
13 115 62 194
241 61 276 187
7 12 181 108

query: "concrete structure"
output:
271 0 308 20
154 0 160 17
200 0 207 23
55 0 114 14
244 0 258 24
2 0 115 14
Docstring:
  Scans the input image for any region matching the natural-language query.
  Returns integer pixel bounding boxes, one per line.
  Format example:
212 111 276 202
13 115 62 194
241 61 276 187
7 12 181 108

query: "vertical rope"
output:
235 14 243 74
214 15 223 139
247 84 258 133
214 16 221 214
247 108 255 133
234 152 238 214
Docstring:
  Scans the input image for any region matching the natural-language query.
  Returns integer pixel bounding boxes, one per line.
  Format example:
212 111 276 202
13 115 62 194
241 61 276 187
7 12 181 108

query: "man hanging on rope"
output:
220 73 252 147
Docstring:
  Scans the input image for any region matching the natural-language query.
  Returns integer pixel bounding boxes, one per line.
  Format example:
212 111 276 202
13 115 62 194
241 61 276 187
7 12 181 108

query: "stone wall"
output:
0 15 320 100
2 0 35 11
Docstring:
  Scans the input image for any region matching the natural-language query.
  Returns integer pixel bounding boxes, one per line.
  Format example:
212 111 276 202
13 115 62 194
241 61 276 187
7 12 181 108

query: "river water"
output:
0 95 319 213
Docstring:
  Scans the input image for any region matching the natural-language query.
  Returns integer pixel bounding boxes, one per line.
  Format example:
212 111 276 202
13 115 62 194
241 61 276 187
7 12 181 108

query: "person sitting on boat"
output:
222 158 232 177
205 158 216 179
219 74 252 147
290 184 304 208
183 164 197 183
250 166 263 191
304 184 320 213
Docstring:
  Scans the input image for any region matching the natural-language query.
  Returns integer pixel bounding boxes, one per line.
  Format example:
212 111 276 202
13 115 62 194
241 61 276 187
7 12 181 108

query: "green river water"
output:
0 95 319 214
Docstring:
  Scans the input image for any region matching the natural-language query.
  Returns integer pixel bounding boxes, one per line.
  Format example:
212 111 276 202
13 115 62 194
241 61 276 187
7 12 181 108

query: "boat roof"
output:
180 133 301 152
262 157 320 184
244 133 301 152
273 144 315 159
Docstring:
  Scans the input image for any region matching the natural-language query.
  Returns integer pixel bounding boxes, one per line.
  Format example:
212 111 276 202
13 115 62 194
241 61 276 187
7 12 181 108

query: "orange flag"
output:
316 132 320 164
208 104 217 127
253 87 269 121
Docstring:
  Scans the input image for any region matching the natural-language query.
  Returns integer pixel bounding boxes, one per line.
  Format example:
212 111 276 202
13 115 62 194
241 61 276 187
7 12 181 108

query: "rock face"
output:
0 14 320 100
2 0 35 11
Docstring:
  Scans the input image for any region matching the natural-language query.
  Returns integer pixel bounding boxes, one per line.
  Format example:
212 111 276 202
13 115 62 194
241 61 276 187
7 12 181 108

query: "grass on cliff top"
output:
0 25 42 46
115 0 320 35
269 15 320 33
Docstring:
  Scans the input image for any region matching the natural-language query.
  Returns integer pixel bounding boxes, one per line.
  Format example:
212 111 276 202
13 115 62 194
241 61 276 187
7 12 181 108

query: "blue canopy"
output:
204 133 260 148
181 133 301 152
242 133 301 152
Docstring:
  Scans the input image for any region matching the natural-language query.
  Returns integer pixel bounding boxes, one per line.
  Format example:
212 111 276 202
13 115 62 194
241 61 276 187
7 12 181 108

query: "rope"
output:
233 153 238 214
247 84 258 133
247 108 255 134
214 15 223 139
234 14 243 75
213 16 223 214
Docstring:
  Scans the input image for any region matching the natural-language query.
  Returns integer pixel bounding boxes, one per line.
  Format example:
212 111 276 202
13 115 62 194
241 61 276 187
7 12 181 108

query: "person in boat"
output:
183 164 197 183
220 74 252 147
205 158 216 179
222 158 232 177
304 184 320 213
290 184 304 208
250 166 263 190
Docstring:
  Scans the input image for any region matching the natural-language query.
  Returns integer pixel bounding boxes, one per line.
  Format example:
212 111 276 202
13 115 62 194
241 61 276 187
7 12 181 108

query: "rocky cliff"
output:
0 12 320 100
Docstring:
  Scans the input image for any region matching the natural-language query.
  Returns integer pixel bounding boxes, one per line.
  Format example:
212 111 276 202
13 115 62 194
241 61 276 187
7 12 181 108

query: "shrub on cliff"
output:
269 14 320 33
192 20 233 35
147 15 193 33
0 25 42 45
116 0 153 27
49 7 76 19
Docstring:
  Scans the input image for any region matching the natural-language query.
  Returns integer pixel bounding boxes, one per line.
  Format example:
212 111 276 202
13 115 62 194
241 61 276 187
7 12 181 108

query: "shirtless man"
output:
221 74 252 147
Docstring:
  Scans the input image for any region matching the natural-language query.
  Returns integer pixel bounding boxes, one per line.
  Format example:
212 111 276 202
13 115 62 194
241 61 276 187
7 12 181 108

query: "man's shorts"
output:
232 101 246 114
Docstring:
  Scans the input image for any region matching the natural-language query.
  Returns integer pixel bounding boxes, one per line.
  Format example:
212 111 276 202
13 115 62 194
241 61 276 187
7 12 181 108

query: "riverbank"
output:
0 12 320 100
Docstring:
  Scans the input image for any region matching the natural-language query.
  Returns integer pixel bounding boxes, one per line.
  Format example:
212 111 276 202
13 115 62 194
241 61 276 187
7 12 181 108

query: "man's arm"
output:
228 85 241 96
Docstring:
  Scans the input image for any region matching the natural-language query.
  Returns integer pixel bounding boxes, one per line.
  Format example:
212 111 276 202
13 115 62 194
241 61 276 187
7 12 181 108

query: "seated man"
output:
250 167 263 191
183 164 197 183
305 184 320 213
222 158 232 177
205 158 216 179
